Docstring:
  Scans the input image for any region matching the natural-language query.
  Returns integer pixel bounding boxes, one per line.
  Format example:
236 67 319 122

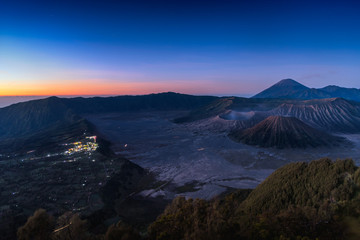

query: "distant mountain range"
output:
0 92 217 140
1 80 360 150
252 78 360 101
171 80 360 148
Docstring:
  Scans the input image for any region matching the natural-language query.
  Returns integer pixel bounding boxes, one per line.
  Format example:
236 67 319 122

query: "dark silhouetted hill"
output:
62 92 217 114
0 96 78 138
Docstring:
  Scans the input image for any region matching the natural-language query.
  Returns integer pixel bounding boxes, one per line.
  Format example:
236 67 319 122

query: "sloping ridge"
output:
174 97 234 123
174 96 287 124
271 98 360 133
230 116 343 148
0 97 78 138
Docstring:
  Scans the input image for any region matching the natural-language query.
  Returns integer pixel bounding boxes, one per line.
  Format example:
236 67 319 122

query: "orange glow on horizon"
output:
0 79 243 96
0 81 148 96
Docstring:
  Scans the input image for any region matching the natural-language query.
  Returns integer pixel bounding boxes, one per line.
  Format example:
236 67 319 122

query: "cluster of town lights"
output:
64 136 98 155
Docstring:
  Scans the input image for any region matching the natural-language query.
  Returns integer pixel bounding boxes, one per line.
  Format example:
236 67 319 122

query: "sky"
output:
1 0 360 97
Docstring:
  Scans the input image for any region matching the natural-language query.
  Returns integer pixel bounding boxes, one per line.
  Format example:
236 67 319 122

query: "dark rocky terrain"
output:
0 119 153 240
0 93 217 240
2 80 360 239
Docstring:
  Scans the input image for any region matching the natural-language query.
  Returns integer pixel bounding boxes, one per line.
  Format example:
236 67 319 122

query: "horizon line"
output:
0 92 255 98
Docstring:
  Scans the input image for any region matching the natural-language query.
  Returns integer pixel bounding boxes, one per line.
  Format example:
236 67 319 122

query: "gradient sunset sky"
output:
1 0 360 96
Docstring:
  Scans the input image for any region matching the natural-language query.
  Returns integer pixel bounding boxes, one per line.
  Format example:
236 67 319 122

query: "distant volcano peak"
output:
273 79 308 88
252 79 331 99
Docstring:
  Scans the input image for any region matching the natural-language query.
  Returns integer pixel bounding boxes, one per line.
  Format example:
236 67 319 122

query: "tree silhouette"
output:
17 209 54 240
105 221 141 240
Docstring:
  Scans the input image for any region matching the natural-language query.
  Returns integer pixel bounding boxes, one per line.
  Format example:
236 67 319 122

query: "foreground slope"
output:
230 116 344 148
241 158 357 214
15 158 360 240
149 158 360 240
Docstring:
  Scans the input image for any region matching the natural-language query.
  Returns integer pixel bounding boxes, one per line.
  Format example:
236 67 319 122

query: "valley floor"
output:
86 111 360 200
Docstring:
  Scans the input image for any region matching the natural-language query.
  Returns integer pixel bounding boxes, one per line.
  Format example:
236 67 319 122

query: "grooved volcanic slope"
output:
271 98 360 133
230 116 343 148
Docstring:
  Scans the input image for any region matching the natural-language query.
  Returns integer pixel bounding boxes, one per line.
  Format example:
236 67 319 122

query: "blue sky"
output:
1 0 360 96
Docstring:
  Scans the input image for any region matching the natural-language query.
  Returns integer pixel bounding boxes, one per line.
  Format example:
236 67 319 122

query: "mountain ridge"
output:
252 79 360 101
0 92 218 139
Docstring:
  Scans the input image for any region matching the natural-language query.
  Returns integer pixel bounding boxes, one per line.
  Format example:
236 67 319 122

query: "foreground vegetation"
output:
18 158 360 240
